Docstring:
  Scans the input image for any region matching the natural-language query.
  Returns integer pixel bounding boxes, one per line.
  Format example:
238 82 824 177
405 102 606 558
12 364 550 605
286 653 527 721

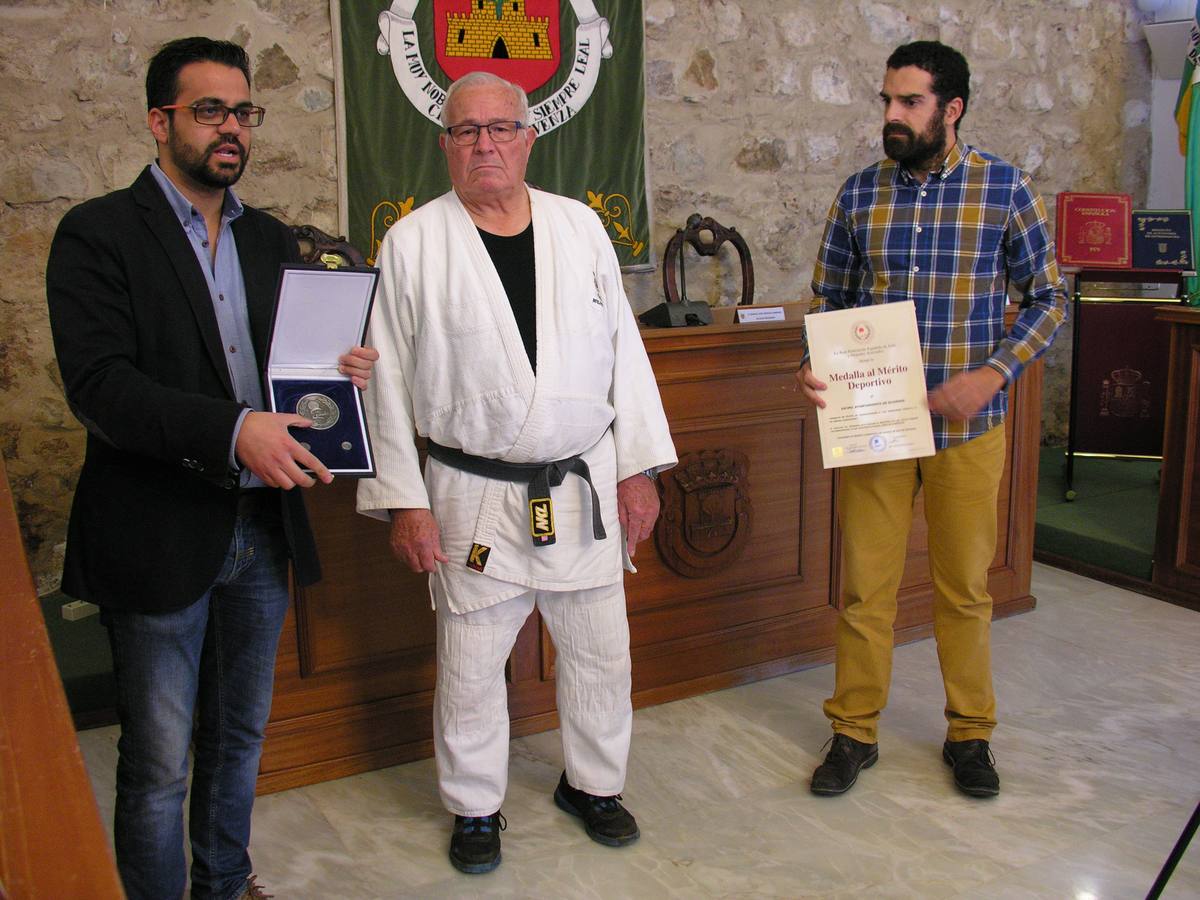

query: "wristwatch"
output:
640 467 659 481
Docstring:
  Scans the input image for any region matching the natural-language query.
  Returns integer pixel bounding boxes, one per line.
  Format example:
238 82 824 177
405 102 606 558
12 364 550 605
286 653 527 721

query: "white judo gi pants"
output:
433 580 633 817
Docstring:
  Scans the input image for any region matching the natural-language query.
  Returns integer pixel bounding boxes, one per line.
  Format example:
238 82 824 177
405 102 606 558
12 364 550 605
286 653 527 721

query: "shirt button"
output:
913 265 920 272
219 293 225 302
916 226 923 233
229 345 237 353
920 190 927 197
202 240 210 247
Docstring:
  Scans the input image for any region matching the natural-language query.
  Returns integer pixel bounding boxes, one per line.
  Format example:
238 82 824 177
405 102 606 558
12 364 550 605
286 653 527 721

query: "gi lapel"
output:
451 191 537 399
507 188 553 460
132 167 236 399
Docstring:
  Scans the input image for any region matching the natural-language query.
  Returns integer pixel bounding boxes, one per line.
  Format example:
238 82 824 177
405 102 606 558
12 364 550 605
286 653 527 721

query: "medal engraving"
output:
296 392 340 430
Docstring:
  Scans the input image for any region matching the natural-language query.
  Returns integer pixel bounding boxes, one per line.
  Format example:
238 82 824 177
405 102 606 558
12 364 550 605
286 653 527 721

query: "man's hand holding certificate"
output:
802 301 935 469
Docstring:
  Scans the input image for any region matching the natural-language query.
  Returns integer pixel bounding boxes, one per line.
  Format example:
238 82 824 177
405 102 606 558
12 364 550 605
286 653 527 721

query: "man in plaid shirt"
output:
796 41 1067 799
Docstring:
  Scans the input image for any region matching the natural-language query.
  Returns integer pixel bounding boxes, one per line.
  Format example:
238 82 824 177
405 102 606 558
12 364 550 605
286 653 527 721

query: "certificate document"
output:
805 301 935 469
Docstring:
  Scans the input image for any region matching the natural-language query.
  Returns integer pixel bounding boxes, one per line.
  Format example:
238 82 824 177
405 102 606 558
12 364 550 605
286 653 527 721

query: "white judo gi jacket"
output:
357 187 677 614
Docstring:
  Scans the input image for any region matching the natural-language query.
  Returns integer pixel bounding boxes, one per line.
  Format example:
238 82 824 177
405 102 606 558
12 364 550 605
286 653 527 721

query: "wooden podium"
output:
259 314 1042 794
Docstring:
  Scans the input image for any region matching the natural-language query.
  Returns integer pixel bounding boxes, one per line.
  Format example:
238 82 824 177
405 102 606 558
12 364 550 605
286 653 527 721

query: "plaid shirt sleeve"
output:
803 184 861 362
985 173 1069 384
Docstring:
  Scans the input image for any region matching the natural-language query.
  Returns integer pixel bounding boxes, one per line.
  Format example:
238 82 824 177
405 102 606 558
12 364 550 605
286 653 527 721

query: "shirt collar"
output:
149 161 244 228
895 140 968 186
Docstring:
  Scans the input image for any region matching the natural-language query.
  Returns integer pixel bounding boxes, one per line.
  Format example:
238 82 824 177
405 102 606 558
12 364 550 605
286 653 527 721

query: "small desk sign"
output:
266 264 379 476
1132 209 1193 270
735 305 786 323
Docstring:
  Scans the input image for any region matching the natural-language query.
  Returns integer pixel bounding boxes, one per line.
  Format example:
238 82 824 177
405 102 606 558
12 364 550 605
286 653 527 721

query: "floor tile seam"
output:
996 616 1164 660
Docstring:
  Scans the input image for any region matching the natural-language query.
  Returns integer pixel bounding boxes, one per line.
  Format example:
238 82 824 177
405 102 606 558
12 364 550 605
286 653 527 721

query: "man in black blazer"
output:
46 37 376 900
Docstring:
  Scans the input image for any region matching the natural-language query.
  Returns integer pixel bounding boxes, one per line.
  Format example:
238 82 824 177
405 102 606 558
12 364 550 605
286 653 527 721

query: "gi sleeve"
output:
356 229 431 521
593 223 677 481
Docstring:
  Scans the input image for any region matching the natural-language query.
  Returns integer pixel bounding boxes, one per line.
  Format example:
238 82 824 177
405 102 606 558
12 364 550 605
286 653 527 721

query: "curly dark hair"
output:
886 41 970 127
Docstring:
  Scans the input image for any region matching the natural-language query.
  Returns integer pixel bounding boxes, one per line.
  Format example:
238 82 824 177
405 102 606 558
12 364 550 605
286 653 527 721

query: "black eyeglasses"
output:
159 102 266 127
445 121 524 146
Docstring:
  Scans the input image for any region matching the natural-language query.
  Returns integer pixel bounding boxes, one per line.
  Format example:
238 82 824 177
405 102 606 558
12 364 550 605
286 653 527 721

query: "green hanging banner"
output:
333 0 650 269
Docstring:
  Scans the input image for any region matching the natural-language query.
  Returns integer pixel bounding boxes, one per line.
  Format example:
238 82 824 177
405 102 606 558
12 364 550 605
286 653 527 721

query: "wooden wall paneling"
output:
625 322 841 702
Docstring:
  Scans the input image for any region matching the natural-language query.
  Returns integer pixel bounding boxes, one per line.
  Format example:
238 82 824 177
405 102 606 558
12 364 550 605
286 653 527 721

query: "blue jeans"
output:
103 511 290 900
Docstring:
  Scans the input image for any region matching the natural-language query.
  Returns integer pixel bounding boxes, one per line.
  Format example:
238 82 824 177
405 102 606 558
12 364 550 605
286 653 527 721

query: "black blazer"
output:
46 166 320 613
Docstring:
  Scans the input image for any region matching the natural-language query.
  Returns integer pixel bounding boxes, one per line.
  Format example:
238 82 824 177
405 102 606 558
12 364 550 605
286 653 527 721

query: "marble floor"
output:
78 563 1200 898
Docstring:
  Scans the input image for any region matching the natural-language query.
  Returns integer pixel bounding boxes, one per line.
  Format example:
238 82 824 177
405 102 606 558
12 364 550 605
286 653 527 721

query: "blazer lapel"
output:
132 167 236 399
232 214 277 364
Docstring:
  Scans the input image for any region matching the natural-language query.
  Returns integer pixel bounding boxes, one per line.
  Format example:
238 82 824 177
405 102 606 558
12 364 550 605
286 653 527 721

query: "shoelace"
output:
819 734 854 761
589 793 625 814
461 812 507 835
968 742 996 767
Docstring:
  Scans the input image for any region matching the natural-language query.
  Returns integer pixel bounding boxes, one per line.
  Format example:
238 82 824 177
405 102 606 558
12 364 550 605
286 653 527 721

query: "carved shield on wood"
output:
655 449 751 578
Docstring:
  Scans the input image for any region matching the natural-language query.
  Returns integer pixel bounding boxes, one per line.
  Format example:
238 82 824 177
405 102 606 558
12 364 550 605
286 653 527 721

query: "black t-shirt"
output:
477 223 536 371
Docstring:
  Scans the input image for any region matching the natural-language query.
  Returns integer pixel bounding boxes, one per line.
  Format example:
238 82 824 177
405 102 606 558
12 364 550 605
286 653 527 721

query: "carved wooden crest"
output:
655 449 752 578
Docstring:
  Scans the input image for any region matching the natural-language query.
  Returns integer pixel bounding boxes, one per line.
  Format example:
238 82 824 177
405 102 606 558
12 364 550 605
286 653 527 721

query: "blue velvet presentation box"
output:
266 265 379 476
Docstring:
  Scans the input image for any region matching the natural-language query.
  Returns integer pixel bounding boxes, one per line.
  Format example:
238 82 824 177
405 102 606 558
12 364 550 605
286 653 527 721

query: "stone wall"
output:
0 0 1152 593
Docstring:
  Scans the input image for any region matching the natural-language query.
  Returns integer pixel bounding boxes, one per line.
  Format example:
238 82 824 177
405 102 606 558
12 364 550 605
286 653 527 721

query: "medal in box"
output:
266 265 379 476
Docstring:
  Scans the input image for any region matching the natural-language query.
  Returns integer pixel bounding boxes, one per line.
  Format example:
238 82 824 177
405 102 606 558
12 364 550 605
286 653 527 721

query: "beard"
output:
167 129 248 189
882 111 947 170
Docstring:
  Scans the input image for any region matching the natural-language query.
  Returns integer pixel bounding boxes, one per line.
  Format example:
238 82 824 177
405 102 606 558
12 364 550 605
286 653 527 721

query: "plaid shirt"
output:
808 141 1067 448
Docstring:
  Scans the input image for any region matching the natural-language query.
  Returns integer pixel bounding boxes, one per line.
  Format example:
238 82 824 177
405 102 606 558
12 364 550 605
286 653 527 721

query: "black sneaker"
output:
553 771 640 847
449 812 506 874
810 733 879 796
943 739 1000 798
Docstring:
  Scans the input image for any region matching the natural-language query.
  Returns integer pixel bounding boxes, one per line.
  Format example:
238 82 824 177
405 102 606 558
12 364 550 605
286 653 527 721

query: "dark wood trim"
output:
73 707 119 731
1153 307 1200 597
1035 550 1200 612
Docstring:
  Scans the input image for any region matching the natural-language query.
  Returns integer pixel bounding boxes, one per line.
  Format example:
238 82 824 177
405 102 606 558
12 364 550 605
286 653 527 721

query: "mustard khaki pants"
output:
823 424 1007 744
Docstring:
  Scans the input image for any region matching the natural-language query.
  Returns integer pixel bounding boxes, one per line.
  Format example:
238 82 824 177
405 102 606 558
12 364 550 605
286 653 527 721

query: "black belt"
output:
236 487 277 518
426 440 606 547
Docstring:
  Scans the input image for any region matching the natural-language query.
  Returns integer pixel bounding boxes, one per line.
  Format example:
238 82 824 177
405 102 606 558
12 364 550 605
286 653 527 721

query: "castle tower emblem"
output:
445 1 552 61
378 0 616 136
434 0 561 92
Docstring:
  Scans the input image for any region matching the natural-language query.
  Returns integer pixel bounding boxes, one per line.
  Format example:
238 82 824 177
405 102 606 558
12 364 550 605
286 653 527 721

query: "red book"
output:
1055 192 1132 268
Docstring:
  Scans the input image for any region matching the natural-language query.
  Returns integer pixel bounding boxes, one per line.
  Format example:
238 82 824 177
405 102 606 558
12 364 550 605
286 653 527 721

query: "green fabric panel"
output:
337 1 648 268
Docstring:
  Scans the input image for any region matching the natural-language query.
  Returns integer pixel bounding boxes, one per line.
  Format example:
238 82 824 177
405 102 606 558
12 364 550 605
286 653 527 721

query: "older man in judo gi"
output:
357 71 676 874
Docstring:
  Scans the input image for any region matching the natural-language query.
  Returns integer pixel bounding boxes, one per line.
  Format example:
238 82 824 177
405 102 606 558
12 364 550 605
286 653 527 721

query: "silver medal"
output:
296 392 340 430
